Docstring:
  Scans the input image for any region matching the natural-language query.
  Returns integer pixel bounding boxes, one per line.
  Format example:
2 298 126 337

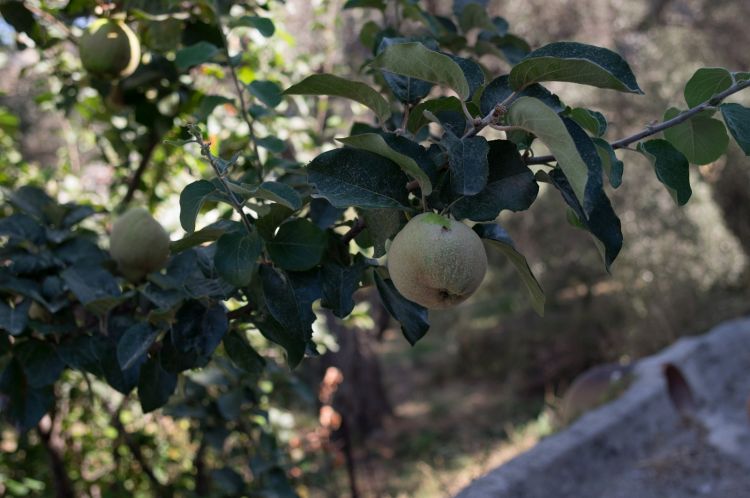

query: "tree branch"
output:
341 218 367 245
213 1 263 174
122 133 159 206
525 78 750 165
37 416 75 498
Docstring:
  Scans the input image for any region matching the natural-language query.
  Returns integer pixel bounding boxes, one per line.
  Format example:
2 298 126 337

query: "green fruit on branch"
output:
78 18 141 79
386 213 487 309
110 208 170 281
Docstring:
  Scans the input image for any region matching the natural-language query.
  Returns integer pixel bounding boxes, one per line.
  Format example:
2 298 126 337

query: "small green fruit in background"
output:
110 208 170 281
79 18 141 78
386 213 487 309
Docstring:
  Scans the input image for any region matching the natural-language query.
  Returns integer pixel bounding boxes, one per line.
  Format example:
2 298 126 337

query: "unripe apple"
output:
109 208 170 282
79 19 141 79
386 213 487 309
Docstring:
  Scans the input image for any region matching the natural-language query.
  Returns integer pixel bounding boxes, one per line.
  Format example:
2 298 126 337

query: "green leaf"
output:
720 103 750 155
0 300 30 336
248 80 283 108
179 180 216 233
214 229 262 287
284 74 391 123
0 359 54 432
194 95 233 121
509 41 643 94
229 181 301 211
359 209 404 257
138 354 177 413
376 38 436 103
117 323 159 370
256 205 294 240
662 107 729 165
508 96 589 207
451 140 538 221
566 107 607 137
175 42 219 71
442 133 489 196
256 135 286 152
337 133 433 195
170 220 235 253
407 97 465 134
321 258 367 318
443 53 485 100
168 302 228 370
308 148 411 210
458 2 494 32
373 272 429 345
259 266 319 367
60 264 123 315
14 339 65 388
266 219 327 272
370 42 470 100
343 0 387 9
638 139 692 205
480 75 563 115
592 138 623 188
684 67 733 108
222 333 265 376
473 224 544 315
231 16 275 37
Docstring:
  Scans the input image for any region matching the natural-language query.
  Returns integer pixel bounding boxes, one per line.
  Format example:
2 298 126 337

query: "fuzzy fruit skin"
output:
79 19 141 78
387 213 487 309
110 208 170 281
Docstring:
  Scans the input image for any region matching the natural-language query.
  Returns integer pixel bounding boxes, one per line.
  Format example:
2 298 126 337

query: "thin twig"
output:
22 1 76 42
341 218 367 245
122 133 159 206
213 1 263 174
462 91 517 139
187 126 255 235
525 78 750 165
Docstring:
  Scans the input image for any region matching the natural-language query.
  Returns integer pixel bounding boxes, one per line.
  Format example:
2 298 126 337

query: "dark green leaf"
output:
359 209 404 257
248 80 283 108
284 74 391 123
592 138 623 188
214 229 262 287
175 42 219 71
256 205 294 240
170 219 236 253
509 41 643 94
259 266 319 367
138 354 177 413
684 67 733 108
443 133 489 196
267 219 327 272
720 103 750 155
180 180 216 233
473 224 544 315
321 258 367 318
231 16 275 37
371 41 470 100
307 148 410 209
451 140 538 221
0 214 44 244
117 323 159 370
376 37 436 104
566 107 607 137
0 359 53 431
223 333 265 376
638 139 692 205
60 264 122 315
343 0 387 9
0 300 30 336
443 53 485 100
194 95 233 121
480 75 563 115
458 2 494 32
14 339 65 388
663 107 729 165
337 133 433 195
256 136 286 152
170 302 228 369
407 97 465 134
374 272 429 345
